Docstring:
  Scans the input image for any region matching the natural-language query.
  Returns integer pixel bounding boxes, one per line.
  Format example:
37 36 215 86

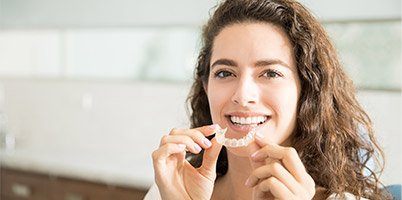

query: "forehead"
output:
211 22 296 68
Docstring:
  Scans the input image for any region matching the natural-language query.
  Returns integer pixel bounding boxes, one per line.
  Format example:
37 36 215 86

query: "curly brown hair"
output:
185 0 390 199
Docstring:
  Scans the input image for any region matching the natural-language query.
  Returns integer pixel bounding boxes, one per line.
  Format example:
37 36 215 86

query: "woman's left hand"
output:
246 133 316 200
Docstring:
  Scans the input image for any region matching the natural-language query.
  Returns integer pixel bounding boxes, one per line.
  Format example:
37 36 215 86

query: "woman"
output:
146 0 390 199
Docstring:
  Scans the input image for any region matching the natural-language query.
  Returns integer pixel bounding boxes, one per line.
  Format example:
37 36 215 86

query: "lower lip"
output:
226 117 270 134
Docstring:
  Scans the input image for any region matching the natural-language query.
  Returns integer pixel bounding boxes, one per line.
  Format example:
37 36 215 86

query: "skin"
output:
152 22 316 200
206 22 300 156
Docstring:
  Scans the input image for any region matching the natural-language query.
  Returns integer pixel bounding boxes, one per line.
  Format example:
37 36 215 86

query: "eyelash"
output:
213 69 283 79
262 69 283 78
214 70 234 79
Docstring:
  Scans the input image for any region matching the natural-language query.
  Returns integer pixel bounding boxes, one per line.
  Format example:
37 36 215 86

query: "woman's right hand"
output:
152 124 223 200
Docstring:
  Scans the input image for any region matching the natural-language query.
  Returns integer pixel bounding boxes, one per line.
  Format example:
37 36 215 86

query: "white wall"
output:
0 79 190 152
0 0 400 29
0 0 217 28
299 0 401 21
0 79 400 185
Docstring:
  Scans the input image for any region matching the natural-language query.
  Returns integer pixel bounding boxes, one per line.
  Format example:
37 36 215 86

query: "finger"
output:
252 130 273 148
169 125 219 149
198 137 223 179
246 161 304 195
184 129 214 149
194 124 221 137
248 130 277 170
160 135 203 154
152 143 186 164
152 143 186 176
248 142 265 170
258 177 294 199
252 135 307 183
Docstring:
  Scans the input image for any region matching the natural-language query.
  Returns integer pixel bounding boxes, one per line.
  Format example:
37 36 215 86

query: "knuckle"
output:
262 146 270 152
259 146 270 154
259 181 269 192
183 136 194 145
266 177 277 186
310 187 316 197
169 127 180 135
151 150 160 162
195 129 206 137
286 147 298 157
308 175 316 193
260 177 275 191
309 175 316 186
252 169 261 178
165 143 176 149
160 135 169 144
184 133 201 146
270 162 282 174
188 129 204 141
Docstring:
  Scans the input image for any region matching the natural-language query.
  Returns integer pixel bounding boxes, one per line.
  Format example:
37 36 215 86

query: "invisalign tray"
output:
215 126 258 148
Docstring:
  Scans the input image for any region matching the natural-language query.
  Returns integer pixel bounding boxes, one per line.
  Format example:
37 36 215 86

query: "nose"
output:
231 76 259 106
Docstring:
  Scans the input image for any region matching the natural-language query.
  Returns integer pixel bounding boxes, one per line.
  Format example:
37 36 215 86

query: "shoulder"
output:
315 187 368 200
143 183 368 200
143 183 162 200
326 192 369 200
313 187 368 200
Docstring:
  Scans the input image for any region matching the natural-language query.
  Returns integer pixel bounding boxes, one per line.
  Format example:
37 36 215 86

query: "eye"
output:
214 70 235 79
261 69 283 79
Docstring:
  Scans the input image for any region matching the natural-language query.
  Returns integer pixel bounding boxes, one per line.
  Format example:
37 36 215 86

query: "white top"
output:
143 184 369 200
143 184 162 200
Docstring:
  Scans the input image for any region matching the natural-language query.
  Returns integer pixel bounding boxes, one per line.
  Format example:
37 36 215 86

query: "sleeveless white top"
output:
143 184 368 200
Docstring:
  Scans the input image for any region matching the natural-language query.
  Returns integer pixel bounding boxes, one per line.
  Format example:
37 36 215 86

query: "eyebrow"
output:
210 58 293 71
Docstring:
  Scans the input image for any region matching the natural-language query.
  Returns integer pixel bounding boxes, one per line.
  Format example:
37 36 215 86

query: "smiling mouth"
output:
226 115 270 127
215 126 259 148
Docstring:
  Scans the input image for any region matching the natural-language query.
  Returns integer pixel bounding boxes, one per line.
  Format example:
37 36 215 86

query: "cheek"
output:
261 83 299 144
207 83 233 120
262 83 299 118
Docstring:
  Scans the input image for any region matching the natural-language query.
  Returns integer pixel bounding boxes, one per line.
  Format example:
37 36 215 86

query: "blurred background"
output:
0 0 400 199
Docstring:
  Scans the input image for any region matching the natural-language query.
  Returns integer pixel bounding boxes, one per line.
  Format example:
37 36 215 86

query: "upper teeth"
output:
215 126 259 148
230 116 267 125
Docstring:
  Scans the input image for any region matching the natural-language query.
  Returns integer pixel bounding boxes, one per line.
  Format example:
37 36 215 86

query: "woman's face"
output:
205 22 301 156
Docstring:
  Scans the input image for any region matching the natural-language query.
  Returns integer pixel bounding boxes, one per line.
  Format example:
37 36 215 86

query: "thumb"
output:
248 142 264 170
249 132 276 169
198 137 223 179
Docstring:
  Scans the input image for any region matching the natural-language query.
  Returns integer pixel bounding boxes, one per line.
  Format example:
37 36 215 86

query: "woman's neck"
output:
215 151 255 200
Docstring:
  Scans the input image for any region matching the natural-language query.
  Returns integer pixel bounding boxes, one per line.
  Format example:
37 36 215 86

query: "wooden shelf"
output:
1 167 147 200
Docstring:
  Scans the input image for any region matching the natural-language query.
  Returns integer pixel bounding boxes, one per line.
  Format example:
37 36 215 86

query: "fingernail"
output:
203 138 212 147
255 131 264 139
245 177 252 187
178 144 186 150
194 144 202 152
251 151 259 158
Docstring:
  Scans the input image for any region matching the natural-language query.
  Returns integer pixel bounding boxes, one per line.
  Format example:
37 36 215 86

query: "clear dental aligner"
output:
215 126 258 148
